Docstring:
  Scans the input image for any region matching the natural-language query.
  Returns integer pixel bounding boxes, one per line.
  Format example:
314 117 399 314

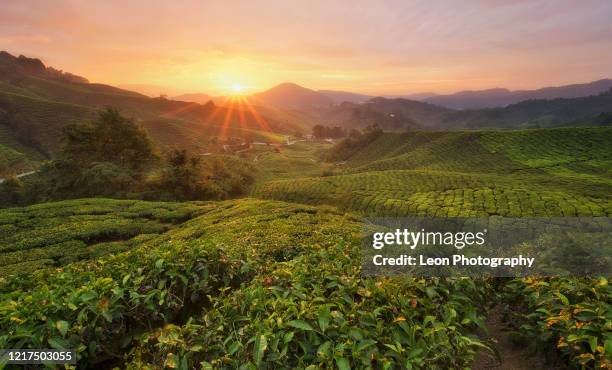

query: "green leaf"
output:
423 315 436 326
407 347 423 359
228 341 240 355
588 336 598 353
335 357 350 370
80 291 96 302
555 292 569 305
253 334 267 366
317 341 332 358
318 309 331 333
55 320 69 337
48 336 70 349
356 339 377 352
425 286 437 298
287 320 315 331
101 310 113 323
283 331 294 343
604 339 612 355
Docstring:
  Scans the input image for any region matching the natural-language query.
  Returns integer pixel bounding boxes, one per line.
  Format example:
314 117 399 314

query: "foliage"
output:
312 124 346 139
321 125 383 162
60 107 156 171
0 127 610 369
128 245 492 369
502 277 611 368
0 198 203 277
255 128 612 217
0 176 24 205
149 150 255 201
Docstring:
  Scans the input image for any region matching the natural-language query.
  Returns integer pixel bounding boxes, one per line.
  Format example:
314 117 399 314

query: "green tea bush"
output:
0 235 244 366
0 199 203 276
503 277 611 368
128 244 492 369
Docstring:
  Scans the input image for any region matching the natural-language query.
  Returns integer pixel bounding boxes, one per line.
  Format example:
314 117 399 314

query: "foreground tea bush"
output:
0 236 244 366
0 198 204 277
128 244 493 369
503 277 612 368
0 198 362 366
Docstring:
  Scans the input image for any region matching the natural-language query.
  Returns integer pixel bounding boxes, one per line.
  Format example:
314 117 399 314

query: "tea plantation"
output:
0 127 610 368
253 128 612 217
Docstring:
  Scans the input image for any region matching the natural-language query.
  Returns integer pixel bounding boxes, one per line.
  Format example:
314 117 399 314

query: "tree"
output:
312 125 325 139
156 150 214 200
34 108 157 199
0 176 24 205
61 108 156 170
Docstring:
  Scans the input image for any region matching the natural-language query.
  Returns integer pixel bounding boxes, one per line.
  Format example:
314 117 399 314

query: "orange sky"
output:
1 0 611 96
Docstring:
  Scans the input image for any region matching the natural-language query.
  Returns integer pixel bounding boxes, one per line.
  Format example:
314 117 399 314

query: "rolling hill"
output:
445 88 612 128
253 127 612 217
310 90 612 131
308 97 453 131
0 51 309 166
1 127 610 368
426 79 612 109
172 93 212 104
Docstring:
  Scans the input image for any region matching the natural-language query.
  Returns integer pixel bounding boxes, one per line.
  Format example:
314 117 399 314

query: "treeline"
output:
0 108 254 206
312 124 346 139
321 125 383 162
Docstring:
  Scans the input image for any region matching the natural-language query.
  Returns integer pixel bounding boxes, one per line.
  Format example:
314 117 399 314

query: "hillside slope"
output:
253 128 612 217
426 78 612 109
0 52 306 159
309 91 612 131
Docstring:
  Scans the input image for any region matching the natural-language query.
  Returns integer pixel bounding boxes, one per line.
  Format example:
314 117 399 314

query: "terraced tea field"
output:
0 198 500 368
0 199 205 277
252 128 612 218
0 127 610 368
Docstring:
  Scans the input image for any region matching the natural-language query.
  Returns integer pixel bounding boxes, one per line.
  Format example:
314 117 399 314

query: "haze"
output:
1 0 611 96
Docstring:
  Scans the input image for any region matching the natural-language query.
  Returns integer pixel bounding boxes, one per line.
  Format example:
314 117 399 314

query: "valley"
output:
1 125 610 368
0 50 610 369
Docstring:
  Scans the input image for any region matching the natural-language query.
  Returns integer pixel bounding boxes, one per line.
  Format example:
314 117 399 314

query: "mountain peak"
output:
252 82 332 109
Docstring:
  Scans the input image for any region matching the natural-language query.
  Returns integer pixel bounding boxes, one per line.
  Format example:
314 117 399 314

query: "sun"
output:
231 83 243 93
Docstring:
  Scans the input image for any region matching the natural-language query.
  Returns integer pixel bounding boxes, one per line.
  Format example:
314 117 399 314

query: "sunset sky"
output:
1 0 611 96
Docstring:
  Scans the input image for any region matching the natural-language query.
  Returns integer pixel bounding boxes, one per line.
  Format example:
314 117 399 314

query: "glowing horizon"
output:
1 0 611 96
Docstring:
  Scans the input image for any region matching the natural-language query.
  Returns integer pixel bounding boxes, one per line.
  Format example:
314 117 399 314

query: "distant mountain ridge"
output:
314 88 612 131
0 51 308 161
250 82 333 109
425 79 612 109
173 93 212 104
1 49 610 165
317 90 373 104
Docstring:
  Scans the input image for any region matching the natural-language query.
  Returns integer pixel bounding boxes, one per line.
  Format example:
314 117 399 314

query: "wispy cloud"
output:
0 0 610 95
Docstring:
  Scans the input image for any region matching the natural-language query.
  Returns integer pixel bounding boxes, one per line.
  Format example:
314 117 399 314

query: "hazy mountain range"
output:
423 79 612 109
173 78 612 112
0 50 610 165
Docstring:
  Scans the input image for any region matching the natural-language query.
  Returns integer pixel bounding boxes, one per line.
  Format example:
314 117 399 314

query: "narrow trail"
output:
0 170 36 184
472 305 558 370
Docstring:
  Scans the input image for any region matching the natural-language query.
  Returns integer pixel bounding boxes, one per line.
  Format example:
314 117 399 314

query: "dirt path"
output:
472 305 556 370
0 170 37 184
